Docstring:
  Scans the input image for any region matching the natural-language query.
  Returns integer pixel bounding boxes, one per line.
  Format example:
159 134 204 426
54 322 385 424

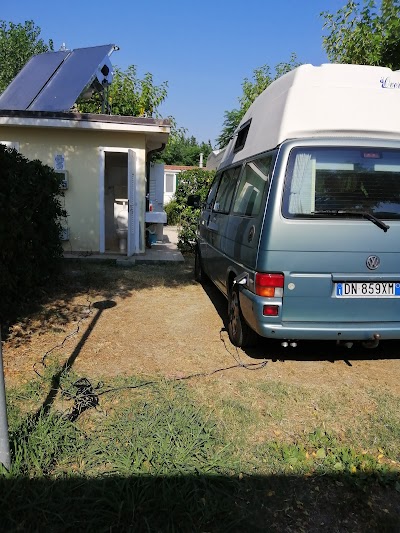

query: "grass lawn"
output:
1 260 399 532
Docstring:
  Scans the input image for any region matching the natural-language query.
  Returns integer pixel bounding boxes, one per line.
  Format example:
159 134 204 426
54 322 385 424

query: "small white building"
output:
163 165 197 205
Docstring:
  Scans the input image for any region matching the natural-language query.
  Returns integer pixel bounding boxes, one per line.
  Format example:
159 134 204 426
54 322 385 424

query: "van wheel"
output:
194 246 207 283
228 287 258 348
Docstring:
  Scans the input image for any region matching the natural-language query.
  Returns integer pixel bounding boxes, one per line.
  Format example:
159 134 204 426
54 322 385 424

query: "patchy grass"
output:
1 260 400 531
2 367 399 532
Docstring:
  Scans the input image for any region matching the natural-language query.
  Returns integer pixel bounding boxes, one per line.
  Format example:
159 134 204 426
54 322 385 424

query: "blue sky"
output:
2 0 347 145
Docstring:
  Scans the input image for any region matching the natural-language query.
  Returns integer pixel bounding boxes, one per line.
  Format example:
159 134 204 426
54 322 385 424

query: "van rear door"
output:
260 143 400 325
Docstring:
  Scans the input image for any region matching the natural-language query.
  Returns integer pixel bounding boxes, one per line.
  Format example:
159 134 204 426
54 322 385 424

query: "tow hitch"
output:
361 333 380 349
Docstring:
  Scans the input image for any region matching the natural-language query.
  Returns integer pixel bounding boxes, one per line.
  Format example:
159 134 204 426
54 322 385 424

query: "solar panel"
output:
0 44 116 112
0 51 68 110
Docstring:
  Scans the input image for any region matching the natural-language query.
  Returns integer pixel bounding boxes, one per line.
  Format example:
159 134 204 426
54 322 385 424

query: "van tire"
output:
194 246 207 283
228 287 258 348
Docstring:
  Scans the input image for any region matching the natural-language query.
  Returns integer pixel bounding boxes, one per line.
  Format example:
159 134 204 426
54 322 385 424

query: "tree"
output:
0 20 53 93
77 65 168 117
321 0 400 69
171 168 215 251
217 54 301 148
0 144 65 323
159 125 213 166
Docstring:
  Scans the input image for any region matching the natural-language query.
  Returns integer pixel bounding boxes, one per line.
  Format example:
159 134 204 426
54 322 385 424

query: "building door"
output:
127 149 139 256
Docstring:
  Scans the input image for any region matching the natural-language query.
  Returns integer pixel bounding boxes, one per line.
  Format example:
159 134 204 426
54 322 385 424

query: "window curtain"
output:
288 153 313 214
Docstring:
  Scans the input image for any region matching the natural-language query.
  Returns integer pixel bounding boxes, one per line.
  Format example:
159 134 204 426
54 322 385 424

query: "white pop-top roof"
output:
220 63 400 169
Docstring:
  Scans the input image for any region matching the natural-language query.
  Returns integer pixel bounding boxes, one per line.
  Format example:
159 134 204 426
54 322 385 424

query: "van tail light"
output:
255 273 284 297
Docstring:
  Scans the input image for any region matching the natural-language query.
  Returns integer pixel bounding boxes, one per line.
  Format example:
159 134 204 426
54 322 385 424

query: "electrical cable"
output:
218 329 268 370
62 377 102 421
33 295 269 421
33 292 92 378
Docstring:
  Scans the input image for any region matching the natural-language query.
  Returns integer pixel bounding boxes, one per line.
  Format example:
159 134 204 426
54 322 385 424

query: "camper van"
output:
194 63 400 349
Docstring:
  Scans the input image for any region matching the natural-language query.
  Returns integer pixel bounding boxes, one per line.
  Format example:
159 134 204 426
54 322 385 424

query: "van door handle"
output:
248 225 256 242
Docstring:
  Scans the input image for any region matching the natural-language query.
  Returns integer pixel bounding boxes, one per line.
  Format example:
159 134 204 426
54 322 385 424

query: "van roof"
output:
220 63 400 169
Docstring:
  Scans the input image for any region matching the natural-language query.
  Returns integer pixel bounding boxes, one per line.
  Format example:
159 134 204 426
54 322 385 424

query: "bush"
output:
164 199 181 226
173 168 215 252
0 144 66 324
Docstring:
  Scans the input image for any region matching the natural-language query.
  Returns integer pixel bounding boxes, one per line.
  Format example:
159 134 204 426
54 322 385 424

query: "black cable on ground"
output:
97 359 268 397
33 292 92 377
62 377 102 421
219 328 268 370
33 294 269 421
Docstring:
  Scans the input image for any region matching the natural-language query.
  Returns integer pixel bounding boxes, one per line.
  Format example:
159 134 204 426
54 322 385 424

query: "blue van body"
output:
195 64 400 347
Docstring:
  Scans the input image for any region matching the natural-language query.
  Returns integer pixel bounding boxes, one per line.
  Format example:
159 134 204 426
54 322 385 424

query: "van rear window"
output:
283 147 400 219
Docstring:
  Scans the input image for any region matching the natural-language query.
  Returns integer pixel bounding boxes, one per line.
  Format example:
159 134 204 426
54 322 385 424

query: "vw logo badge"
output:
366 255 380 270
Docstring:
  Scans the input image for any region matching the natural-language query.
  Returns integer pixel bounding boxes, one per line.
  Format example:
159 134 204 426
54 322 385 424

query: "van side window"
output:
232 156 272 216
213 166 241 214
234 120 251 153
205 175 220 210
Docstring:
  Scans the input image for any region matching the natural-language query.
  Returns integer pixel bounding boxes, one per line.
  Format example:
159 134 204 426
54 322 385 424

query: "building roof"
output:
0 109 170 127
164 165 198 171
0 110 170 152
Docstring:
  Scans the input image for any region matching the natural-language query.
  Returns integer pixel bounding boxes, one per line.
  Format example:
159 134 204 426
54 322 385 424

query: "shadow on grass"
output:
201 279 400 363
1 471 399 532
38 299 117 420
3 259 196 342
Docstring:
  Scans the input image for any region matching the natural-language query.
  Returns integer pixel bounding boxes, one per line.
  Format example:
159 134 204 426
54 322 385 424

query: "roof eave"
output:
0 109 170 134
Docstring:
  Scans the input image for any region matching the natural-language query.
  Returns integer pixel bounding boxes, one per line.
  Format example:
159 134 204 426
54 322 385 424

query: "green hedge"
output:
173 168 215 252
164 199 181 226
0 144 66 324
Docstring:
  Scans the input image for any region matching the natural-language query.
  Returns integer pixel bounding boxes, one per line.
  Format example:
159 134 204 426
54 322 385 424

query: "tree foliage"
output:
77 65 168 117
217 53 301 148
321 0 400 69
0 144 65 324
167 168 215 252
0 20 53 93
159 126 213 166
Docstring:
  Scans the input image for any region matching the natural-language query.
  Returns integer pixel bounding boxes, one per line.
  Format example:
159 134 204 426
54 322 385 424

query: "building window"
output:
165 172 175 193
0 140 19 151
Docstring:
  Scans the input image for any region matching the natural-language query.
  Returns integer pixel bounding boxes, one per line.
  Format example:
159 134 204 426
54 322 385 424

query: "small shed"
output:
0 45 170 256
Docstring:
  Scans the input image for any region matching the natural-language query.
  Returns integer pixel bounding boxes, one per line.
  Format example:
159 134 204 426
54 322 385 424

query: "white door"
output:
127 149 138 256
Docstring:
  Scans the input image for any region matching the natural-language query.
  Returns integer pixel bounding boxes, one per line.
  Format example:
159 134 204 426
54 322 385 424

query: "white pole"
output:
0 331 10 471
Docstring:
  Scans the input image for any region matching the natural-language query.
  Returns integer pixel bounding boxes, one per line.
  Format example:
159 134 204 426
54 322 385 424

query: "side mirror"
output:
187 194 201 208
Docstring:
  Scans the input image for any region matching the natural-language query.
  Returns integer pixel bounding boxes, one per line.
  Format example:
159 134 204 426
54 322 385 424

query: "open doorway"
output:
104 151 128 254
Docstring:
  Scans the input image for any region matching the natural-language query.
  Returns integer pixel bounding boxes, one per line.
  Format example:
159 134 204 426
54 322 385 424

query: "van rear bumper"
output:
257 321 400 341
239 288 400 341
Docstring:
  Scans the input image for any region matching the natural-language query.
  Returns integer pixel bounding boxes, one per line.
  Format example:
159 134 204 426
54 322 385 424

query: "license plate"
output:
335 282 400 298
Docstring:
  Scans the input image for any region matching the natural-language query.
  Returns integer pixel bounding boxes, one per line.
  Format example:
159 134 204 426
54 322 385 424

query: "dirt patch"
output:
3 259 400 398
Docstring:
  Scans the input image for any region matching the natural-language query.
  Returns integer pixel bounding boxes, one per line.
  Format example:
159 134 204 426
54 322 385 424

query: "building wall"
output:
164 170 178 205
0 125 146 252
163 166 198 206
